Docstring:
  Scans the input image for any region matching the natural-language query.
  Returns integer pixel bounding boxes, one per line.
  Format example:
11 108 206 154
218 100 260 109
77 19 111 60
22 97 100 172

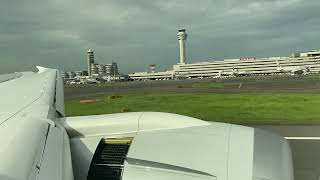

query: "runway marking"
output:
285 137 320 140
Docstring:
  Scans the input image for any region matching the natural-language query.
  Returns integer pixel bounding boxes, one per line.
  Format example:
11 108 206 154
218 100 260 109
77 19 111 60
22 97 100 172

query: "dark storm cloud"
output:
0 0 319 74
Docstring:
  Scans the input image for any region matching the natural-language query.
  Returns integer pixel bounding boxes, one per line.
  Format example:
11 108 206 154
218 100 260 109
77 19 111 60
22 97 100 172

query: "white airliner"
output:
276 60 310 75
218 68 249 77
0 67 293 180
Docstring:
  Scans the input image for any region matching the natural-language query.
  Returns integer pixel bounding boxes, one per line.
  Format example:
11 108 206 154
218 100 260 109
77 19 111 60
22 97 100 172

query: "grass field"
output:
65 92 320 124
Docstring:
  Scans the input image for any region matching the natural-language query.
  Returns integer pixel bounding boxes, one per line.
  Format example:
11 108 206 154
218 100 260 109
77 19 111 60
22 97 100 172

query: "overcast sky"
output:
0 0 319 74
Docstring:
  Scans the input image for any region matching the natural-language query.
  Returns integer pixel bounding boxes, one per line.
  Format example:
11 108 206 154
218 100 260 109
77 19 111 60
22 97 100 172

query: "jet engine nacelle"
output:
61 112 293 180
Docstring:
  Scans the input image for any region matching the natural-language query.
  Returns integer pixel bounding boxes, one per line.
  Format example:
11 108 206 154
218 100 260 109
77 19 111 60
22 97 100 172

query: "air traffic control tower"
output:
87 49 94 76
177 29 188 64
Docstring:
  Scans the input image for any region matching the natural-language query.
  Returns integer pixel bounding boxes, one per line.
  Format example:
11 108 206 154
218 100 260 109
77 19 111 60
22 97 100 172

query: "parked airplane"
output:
218 70 236 77
232 68 250 77
0 67 293 180
276 60 310 75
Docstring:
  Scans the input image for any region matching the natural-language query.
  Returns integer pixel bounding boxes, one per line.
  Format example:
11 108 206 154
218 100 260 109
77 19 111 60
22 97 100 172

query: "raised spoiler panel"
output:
55 70 65 117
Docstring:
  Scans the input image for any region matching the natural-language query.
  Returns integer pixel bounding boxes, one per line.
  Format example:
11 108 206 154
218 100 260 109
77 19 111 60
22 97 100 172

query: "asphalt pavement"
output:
64 75 320 100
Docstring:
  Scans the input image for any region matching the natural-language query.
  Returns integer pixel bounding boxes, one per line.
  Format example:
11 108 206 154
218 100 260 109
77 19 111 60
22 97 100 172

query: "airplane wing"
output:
0 67 63 124
0 67 294 180
0 67 71 180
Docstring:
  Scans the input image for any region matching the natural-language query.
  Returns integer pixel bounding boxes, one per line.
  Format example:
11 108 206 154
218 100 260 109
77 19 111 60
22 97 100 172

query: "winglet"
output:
36 66 49 73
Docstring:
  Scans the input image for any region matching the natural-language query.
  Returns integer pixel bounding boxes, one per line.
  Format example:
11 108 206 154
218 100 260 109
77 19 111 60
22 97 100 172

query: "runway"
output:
65 75 320 100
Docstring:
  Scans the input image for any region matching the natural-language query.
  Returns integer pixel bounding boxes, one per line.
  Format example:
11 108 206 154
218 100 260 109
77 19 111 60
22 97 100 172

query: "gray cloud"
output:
0 0 319 74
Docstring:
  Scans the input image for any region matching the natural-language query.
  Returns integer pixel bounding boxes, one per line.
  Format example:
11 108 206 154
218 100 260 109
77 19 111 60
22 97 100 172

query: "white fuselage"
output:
276 66 309 74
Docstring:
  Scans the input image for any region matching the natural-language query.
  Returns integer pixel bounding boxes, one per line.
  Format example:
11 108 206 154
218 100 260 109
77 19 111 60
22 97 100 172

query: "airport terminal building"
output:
173 53 320 79
129 29 320 80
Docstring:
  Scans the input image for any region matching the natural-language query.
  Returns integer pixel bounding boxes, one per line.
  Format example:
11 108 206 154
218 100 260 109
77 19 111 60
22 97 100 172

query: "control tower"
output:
177 29 188 64
87 49 94 76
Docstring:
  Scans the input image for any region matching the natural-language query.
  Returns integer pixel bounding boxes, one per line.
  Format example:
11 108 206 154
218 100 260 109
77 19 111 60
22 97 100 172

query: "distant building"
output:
90 63 99 75
88 62 119 77
67 72 76 79
61 71 69 80
98 64 106 76
177 29 188 64
74 71 82 77
129 71 174 80
128 29 320 80
149 64 156 73
85 49 120 77
295 50 320 58
105 62 118 76
87 49 94 76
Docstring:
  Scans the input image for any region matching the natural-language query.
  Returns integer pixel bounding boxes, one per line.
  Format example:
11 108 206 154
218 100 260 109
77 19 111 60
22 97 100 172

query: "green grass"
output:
65 92 320 124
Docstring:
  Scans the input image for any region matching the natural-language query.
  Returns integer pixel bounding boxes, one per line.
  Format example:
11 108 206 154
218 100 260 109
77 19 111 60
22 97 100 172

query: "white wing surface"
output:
0 67 72 180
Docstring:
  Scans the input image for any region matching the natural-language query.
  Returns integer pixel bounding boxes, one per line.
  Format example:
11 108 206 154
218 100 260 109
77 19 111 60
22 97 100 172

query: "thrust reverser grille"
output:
87 137 133 180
